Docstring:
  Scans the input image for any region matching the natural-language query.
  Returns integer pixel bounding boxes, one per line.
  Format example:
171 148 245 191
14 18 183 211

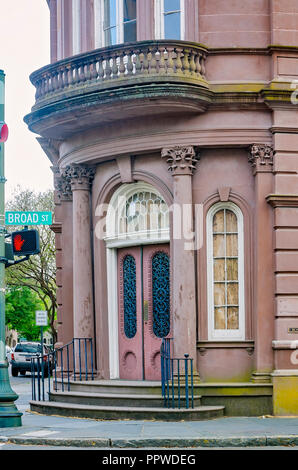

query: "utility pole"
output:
0 69 22 427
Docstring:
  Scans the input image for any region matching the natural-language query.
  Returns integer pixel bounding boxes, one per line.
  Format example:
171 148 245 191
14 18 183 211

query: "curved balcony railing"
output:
30 40 208 109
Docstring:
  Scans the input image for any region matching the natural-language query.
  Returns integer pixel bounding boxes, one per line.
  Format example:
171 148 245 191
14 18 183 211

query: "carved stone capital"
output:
62 164 95 191
54 172 73 201
161 146 199 176
248 144 274 175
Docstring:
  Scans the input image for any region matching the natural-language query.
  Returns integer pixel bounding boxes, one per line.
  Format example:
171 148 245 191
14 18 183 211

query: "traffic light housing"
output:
11 229 40 256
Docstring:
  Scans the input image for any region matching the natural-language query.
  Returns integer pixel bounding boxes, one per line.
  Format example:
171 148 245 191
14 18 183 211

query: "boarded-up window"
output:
207 203 245 340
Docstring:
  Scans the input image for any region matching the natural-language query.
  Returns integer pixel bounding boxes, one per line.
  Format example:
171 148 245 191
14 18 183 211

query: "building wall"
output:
38 0 298 392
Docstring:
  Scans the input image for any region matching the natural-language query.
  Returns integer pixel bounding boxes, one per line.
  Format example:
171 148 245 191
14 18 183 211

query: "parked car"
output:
10 342 53 377
5 345 11 360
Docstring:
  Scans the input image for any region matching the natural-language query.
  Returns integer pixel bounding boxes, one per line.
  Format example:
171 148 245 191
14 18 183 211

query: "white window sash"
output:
72 0 81 55
206 202 245 341
155 0 185 40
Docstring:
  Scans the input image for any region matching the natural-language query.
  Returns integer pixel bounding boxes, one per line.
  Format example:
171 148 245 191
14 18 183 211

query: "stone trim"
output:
248 144 274 175
161 145 199 176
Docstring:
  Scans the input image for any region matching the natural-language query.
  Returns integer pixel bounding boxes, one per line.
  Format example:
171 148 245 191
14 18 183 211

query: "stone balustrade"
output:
30 40 208 108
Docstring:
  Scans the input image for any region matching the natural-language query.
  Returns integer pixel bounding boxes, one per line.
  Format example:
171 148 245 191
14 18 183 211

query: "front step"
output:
50 390 202 408
55 379 200 396
30 400 225 421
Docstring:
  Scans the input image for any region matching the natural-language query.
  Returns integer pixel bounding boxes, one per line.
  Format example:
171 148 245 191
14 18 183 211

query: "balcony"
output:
24 40 210 139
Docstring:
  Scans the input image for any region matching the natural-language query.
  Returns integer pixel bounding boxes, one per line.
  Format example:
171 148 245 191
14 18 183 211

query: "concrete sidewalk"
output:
0 409 298 448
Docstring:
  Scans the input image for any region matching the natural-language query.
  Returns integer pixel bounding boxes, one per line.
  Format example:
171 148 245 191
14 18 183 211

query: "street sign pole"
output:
0 70 22 427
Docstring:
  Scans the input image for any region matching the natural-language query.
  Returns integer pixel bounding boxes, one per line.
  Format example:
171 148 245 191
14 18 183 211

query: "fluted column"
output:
62 164 95 340
248 144 274 383
161 146 199 368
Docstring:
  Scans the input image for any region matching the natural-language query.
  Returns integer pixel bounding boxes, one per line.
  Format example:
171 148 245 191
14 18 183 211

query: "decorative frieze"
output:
248 144 274 175
62 164 96 191
161 146 199 176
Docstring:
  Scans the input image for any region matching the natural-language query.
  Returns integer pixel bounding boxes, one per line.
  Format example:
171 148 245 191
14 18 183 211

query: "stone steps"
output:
30 400 225 421
30 379 226 420
55 379 200 396
49 390 202 408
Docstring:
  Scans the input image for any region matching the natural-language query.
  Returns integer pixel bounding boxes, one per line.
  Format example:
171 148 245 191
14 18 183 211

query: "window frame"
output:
154 0 185 40
206 202 245 341
96 0 137 47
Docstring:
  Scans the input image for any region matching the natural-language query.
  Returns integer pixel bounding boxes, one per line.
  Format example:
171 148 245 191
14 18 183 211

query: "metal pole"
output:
0 70 22 427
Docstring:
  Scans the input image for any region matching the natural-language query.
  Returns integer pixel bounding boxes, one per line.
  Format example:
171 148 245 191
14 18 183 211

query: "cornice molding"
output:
266 194 298 208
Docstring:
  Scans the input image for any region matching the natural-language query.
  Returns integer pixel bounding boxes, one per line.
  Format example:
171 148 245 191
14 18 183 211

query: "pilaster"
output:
161 146 199 374
248 144 275 383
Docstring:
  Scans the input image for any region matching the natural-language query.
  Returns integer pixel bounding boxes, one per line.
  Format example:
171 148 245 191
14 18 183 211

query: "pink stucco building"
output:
25 0 298 417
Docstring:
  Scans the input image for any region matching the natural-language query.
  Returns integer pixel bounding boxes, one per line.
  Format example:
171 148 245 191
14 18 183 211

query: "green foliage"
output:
5 286 45 341
5 187 57 343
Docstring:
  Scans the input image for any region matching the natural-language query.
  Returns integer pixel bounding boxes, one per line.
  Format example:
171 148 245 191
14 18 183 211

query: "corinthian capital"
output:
161 146 199 176
249 144 274 175
62 164 95 191
54 173 72 201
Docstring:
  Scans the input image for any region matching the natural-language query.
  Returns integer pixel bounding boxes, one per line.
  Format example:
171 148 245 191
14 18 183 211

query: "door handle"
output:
143 300 149 323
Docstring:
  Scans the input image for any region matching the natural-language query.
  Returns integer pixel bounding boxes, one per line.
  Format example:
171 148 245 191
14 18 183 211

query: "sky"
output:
0 0 52 200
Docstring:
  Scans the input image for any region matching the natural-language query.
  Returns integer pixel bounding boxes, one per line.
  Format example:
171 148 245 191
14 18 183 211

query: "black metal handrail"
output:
31 337 94 401
160 337 194 409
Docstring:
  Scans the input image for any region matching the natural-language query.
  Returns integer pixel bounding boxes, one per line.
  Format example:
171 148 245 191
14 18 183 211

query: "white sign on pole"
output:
35 310 48 327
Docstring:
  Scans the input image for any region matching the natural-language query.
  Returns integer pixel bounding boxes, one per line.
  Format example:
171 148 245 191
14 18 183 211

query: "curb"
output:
0 435 297 448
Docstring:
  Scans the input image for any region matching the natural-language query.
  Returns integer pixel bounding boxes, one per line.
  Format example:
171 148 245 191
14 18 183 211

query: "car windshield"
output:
14 344 41 353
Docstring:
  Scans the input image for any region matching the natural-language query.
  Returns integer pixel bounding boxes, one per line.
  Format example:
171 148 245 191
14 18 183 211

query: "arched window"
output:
155 0 185 40
96 0 137 47
206 202 245 340
106 182 170 246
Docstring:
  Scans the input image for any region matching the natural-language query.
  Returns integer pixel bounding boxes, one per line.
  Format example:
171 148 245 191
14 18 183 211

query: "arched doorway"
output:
105 182 171 380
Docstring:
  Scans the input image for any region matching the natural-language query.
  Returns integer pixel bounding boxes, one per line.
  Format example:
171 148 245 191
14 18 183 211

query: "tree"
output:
5 286 44 341
5 187 57 343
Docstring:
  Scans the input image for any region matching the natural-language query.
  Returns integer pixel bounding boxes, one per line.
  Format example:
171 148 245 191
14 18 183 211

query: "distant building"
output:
25 0 298 416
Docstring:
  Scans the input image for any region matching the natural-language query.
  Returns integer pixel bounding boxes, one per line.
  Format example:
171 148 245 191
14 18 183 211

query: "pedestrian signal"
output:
11 230 40 255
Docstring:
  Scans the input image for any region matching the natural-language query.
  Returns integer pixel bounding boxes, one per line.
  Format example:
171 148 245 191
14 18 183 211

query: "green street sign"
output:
5 211 52 226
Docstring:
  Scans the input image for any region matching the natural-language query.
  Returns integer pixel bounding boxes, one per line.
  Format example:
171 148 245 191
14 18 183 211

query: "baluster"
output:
174 47 183 75
158 47 166 75
126 50 134 75
142 49 149 74
79 63 86 83
166 47 174 74
90 59 98 81
182 48 190 75
195 53 202 77
201 54 206 78
148 47 157 75
73 64 79 85
134 49 142 75
118 52 126 77
48 73 53 93
189 50 196 76
111 53 118 78
104 54 112 80
85 60 91 82
98 58 104 81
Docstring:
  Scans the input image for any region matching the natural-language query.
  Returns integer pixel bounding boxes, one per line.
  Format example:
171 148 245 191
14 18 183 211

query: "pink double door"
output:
118 244 171 381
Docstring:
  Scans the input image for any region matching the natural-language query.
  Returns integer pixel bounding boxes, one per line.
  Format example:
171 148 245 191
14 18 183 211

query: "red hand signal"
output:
13 234 25 251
